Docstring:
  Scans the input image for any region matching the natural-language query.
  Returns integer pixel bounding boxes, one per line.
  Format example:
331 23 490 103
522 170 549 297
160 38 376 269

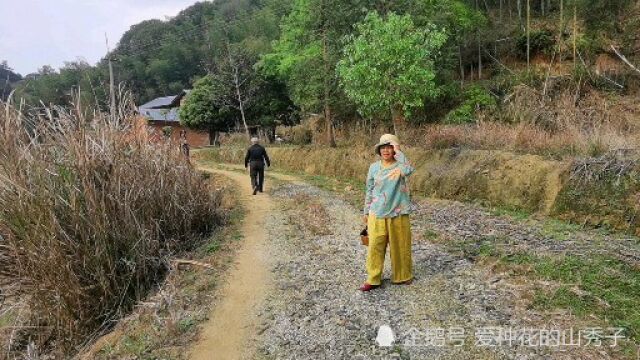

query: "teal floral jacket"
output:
363 151 415 218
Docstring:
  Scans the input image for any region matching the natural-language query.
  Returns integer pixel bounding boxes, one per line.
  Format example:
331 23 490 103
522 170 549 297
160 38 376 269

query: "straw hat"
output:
374 133 400 155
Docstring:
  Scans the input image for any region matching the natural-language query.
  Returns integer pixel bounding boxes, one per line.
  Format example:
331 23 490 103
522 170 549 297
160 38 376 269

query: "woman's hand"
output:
391 141 401 153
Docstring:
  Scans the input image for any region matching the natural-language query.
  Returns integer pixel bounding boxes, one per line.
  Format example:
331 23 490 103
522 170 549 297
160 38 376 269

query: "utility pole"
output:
105 33 116 122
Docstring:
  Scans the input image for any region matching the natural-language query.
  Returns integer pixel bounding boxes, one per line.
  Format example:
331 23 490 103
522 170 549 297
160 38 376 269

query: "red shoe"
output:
359 283 380 292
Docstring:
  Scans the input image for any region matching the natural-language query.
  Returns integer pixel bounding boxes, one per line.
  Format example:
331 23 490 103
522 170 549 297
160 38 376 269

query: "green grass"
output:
532 286 598 317
121 333 152 356
500 251 537 265
203 240 221 254
423 228 439 241
447 235 640 344
0 311 16 328
489 206 531 221
501 254 640 343
178 317 196 333
444 235 509 260
197 194 244 255
539 219 584 241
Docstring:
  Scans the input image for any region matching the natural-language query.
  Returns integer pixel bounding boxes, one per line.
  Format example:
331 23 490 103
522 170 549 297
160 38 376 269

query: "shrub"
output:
162 125 174 137
0 101 223 356
444 85 496 124
515 29 555 59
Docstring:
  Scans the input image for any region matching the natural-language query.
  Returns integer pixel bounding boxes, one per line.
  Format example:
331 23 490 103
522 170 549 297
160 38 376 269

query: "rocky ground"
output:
249 182 637 360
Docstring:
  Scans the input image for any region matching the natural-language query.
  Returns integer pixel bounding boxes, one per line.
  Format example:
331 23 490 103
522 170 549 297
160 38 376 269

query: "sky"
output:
0 0 199 76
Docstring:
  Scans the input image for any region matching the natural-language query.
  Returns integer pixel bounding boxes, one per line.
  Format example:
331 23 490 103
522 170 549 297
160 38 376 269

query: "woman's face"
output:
380 144 395 160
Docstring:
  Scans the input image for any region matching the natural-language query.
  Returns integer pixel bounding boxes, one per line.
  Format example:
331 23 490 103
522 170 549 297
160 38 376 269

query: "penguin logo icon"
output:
376 325 395 347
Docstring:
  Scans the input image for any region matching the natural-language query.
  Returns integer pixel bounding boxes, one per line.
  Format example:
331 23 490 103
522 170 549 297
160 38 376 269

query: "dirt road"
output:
189 167 272 360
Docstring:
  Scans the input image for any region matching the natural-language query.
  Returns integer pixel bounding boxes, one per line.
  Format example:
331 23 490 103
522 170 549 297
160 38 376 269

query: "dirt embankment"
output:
195 147 640 235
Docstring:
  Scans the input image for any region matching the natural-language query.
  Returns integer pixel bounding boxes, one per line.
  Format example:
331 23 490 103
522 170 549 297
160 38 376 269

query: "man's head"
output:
251 137 259 144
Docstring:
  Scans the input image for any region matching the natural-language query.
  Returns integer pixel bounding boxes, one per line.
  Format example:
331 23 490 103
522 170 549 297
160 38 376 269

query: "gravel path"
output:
198 167 635 359
254 183 541 360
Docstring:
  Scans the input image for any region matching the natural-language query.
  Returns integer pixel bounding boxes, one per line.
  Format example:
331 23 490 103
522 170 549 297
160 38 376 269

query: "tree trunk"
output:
558 0 563 61
478 40 482 79
459 44 464 87
476 0 482 79
391 104 405 136
527 0 531 71
517 0 523 30
322 28 336 148
232 62 250 140
208 128 220 146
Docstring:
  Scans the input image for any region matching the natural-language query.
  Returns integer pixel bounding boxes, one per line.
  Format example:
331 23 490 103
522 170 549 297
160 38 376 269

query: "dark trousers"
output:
249 162 265 191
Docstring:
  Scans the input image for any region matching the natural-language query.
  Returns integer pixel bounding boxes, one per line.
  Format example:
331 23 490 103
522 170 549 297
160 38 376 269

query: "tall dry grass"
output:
337 86 640 158
0 99 223 356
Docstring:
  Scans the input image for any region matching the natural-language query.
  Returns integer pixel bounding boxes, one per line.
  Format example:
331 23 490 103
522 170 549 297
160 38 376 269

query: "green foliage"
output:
0 61 22 101
13 61 109 114
577 0 634 34
515 29 555 59
180 75 236 132
248 74 300 128
162 126 174 137
362 0 484 39
262 0 370 118
444 85 496 124
337 12 448 120
488 70 546 100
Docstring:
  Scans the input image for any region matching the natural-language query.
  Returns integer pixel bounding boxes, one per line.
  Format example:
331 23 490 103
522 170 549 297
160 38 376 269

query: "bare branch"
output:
610 45 640 75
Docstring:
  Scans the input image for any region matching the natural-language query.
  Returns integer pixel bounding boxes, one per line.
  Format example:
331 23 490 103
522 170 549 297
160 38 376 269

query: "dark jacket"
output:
245 144 271 168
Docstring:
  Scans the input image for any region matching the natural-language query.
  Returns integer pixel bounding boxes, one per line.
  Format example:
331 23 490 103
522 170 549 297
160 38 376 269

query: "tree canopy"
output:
10 0 640 128
337 12 448 125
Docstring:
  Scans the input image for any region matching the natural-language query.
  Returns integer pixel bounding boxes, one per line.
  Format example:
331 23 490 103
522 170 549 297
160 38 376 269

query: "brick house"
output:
138 90 211 147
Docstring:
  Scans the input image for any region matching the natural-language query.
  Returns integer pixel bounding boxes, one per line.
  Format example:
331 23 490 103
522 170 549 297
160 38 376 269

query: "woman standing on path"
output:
360 134 415 292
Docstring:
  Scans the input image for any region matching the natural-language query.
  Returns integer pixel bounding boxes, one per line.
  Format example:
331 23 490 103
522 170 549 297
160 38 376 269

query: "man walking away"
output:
244 137 271 195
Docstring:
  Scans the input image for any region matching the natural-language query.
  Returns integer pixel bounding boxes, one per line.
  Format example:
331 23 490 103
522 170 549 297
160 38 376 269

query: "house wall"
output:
148 121 210 147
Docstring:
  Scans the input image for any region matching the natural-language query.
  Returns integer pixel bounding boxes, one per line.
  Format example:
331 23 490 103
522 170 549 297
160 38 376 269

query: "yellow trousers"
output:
366 214 413 285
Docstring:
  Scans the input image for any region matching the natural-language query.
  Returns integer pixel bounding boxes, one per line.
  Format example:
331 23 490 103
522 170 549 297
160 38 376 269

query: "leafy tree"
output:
179 75 237 144
247 73 300 140
576 0 633 34
14 0 291 113
263 0 373 146
337 11 447 132
204 44 260 139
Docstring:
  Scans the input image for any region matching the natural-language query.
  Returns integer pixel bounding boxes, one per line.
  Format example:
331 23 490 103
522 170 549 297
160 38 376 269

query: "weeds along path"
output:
190 166 278 360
